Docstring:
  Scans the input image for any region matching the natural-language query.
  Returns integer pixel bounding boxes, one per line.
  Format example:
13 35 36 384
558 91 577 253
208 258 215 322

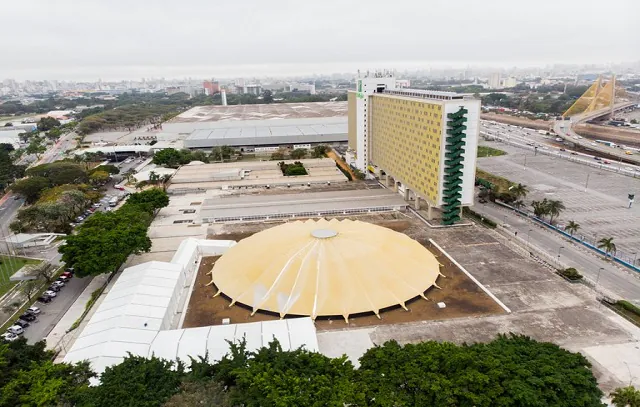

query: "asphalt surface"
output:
22 275 92 344
473 202 640 305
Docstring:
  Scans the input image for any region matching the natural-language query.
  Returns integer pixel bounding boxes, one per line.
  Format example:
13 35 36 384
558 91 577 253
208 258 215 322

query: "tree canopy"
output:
0 334 606 407
37 117 61 132
358 334 604 407
59 189 168 277
10 176 50 203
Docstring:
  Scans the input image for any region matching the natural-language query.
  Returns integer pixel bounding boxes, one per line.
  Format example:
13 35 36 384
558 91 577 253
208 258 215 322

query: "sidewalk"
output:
45 274 109 357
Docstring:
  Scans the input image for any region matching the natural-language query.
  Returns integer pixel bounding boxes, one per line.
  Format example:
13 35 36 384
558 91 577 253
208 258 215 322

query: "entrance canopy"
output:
212 219 442 322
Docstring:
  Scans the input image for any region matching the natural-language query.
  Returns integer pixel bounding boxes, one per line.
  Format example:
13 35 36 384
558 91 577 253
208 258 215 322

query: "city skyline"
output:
1 0 637 81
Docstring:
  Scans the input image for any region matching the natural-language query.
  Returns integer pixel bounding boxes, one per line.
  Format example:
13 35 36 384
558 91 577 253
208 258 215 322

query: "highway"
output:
480 121 640 177
473 202 640 305
553 102 640 165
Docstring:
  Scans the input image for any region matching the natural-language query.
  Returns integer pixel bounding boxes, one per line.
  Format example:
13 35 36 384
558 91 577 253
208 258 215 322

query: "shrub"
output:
617 300 640 316
559 267 583 281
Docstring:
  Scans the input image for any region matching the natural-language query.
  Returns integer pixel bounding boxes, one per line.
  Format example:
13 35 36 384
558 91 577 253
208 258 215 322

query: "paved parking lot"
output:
477 140 640 260
317 222 640 392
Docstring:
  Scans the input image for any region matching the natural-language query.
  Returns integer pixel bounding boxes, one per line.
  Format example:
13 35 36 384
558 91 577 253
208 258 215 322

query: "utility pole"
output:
585 173 590 192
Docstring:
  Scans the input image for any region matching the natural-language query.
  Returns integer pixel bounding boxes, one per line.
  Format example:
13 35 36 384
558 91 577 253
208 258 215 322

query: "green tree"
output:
312 145 327 158
153 148 187 168
25 137 46 159
290 148 307 159
565 220 580 236
270 150 285 161
59 207 153 277
229 341 365 407
77 355 184 407
510 183 528 199
92 164 120 175
125 188 169 212
20 280 40 303
45 127 62 140
358 334 604 407
3 122 12 127
531 199 549 219
262 90 274 104
10 176 50 203
610 386 640 407
89 170 110 185
190 150 210 163
27 162 89 186
36 116 61 132
546 199 566 224
597 237 617 259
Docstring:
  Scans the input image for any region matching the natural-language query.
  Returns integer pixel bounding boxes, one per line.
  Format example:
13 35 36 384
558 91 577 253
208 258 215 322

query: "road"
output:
474 202 640 305
22 275 92 344
0 195 23 232
481 121 640 177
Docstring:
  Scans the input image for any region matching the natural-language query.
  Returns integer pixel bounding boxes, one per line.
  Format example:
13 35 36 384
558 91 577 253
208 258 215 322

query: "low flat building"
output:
183 117 347 150
197 189 408 223
167 158 348 194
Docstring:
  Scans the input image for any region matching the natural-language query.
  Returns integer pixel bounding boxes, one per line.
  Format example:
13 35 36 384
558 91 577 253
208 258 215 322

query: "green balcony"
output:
445 156 464 167
443 185 462 196
444 178 463 189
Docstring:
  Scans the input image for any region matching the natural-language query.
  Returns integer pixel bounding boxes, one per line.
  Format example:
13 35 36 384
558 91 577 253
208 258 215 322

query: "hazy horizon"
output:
2 0 637 81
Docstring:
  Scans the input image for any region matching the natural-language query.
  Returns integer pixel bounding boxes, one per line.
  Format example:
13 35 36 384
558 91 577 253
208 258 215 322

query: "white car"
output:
8 325 24 335
52 281 65 288
44 290 57 298
27 306 41 315
1 332 18 342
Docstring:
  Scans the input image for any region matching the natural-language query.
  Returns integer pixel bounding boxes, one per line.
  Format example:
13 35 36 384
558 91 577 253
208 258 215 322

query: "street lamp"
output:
633 252 637 266
557 246 565 266
527 229 533 247
595 267 604 292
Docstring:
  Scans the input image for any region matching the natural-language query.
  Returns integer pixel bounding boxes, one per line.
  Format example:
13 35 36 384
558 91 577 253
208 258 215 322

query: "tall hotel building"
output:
347 72 480 225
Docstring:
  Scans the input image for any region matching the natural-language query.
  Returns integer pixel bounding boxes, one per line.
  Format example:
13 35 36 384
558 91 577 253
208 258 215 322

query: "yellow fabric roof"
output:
212 219 442 321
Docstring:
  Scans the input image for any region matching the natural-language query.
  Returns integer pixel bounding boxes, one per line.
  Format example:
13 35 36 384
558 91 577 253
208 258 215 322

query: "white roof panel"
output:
261 320 291 349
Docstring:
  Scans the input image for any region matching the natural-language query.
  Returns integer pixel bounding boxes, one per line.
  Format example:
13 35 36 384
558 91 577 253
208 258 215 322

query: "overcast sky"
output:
2 0 638 81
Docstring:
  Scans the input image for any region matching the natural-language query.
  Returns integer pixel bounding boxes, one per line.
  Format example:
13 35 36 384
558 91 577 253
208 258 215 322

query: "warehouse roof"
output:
169 102 347 123
198 189 407 222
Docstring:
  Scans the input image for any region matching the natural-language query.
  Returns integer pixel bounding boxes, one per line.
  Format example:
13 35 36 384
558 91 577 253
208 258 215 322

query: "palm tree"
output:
510 183 529 199
531 199 549 219
512 200 525 210
610 386 640 407
597 237 617 259
565 221 580 236
546 199 565 224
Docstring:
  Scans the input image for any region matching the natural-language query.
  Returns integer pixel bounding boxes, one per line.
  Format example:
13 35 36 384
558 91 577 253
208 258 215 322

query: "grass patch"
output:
463 207 497 228
476 169 513 192
0 281 19 298
68 285 106 332
609 300 640 327
0 255 41 284
477 146 506 157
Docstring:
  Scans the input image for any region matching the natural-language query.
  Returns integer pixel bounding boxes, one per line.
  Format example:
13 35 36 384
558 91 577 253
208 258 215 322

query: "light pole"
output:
633 252 637 266
557 246 565 267
527 229 533 247
584 173 590 192
595 267 604 292
524 154 527 170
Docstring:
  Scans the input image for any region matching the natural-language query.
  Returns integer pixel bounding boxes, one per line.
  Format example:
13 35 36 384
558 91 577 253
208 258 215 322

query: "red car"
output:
114 185 125 191
61 272 73 279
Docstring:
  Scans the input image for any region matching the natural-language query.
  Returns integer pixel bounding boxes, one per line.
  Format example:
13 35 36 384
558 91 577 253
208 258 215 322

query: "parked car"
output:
65 267 75 274
594 156 601 161
27 306 41 315
37 296 52 303
44 290 57 298
20 313 36 322
61 271 73 279
1 332 19 342
75 216 85 223
603 160 611 164
52 280 65 288
7 325 24 335
48 285 61 292
14 319 29 328
92 203 102 208
57 276 69 283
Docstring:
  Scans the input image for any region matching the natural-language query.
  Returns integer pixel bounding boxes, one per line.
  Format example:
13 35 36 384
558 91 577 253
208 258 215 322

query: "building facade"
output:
347 72 480 224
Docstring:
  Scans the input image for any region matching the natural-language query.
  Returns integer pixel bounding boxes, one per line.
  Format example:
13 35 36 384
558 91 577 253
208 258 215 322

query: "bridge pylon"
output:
562 75 618 118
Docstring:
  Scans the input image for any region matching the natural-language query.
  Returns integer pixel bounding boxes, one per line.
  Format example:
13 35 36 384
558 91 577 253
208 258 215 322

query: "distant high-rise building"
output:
203 80 220 95
347 70 480 225
488 73 501 89
501 77 518 88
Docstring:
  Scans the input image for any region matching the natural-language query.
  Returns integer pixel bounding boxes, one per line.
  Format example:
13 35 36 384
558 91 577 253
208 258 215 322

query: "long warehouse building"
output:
165 102 348 150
